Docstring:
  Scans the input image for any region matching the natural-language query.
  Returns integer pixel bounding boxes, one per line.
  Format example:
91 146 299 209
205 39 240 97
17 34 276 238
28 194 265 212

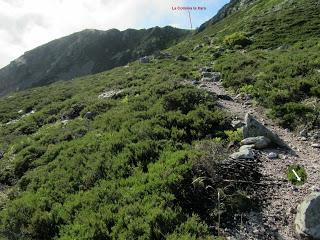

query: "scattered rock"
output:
277 44 290 50
295 192 320 239
217 94 233 101
98 90 123 99
202 72 214 78
311 143 320 149
84 111 95 120
154 51 172 59
18 109 24 114
200 67 213 72
268 152 278 159
241 136 271 149
193 44 203 51
139 56 151 63
299 128 308 137
5 119 18 125
21 110 35 119
230 145 255 160
232 120 244 128
201 72 221 82
212 48 225 59
61 104 85 121
242 113 287 148
175 55 189 61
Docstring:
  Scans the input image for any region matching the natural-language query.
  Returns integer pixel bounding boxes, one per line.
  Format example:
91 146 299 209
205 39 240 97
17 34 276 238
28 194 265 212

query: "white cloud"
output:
0 0 225 68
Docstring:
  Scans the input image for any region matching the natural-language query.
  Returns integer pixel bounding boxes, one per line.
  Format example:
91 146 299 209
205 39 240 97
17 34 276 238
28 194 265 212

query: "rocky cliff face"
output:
0 26 189 96
197 0 258 32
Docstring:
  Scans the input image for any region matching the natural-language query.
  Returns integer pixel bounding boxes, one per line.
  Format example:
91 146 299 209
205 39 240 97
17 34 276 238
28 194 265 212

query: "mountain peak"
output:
0 26 189 96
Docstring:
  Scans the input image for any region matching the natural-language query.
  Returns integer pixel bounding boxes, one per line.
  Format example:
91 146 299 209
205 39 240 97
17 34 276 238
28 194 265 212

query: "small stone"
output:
299 129 308 137
232 120 244 128
289 207 297 215
268 152 278 159
311 143 320 148
300 137 307 141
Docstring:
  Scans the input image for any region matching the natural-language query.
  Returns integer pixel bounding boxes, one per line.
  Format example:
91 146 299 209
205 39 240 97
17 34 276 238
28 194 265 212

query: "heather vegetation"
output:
0 57 241 239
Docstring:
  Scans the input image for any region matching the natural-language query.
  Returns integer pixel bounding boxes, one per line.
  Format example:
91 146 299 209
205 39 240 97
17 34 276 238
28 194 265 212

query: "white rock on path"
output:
230 145 255 160
268 152 278 159
311 143 320 149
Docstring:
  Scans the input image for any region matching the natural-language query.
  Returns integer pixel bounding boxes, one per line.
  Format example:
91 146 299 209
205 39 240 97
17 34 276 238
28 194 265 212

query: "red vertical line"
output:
188 10 193 30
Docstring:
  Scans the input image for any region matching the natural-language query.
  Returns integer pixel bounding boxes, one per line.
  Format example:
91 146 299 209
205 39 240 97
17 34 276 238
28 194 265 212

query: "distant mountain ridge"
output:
0 26 190 96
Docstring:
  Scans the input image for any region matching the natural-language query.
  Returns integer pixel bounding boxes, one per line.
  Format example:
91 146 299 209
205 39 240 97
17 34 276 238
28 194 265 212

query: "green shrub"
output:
287 164 307 186
224 128 243 143
223 32 252 48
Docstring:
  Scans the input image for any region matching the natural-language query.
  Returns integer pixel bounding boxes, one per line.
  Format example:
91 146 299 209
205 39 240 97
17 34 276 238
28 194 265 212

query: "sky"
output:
0 0 229 68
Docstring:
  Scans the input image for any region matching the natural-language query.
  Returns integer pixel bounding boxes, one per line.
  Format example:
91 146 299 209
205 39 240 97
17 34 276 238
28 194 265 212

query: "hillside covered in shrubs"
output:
0 0 319 239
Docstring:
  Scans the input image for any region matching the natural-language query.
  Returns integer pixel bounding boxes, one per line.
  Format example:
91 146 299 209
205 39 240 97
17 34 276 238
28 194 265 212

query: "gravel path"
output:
197 80 320 240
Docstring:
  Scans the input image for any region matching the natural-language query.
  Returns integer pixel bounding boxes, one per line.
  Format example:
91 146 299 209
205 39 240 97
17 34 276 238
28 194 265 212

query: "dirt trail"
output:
198 80 320 239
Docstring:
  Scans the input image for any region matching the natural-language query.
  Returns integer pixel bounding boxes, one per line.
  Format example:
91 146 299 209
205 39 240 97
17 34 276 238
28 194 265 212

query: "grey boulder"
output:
241 136 271 149
230 145 255 160
295 192 320 239
242 113 287 148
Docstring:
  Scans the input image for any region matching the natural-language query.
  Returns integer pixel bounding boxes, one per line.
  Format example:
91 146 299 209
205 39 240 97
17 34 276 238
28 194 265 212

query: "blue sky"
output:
140 0 229 29
0 0 230 68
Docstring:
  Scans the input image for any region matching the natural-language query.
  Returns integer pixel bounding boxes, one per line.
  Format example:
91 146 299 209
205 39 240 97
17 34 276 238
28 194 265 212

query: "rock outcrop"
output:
242 113 287 148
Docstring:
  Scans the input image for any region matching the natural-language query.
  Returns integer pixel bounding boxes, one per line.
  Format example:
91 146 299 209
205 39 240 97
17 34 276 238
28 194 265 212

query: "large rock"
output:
230 145 255 160
241 136 271 149
242 113 287 148
295 192 320 239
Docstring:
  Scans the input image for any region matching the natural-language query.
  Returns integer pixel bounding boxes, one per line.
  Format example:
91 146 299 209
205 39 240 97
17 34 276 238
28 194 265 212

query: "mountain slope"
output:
0 26 189 96
177 0 320 129
197 0 258 32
